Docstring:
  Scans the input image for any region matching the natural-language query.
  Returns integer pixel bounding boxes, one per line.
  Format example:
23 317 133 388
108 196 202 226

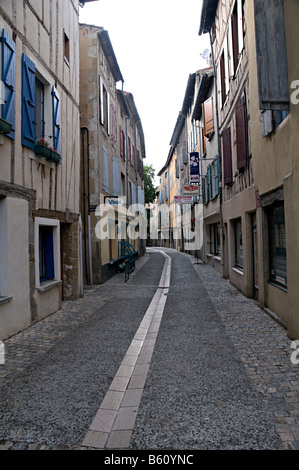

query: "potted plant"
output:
34 138 51 158
0 117 12 135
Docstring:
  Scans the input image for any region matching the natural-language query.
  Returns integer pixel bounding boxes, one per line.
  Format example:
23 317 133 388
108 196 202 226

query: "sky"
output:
79 0 210 183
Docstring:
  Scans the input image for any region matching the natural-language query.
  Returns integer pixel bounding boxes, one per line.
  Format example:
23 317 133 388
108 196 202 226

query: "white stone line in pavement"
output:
81 250 171 449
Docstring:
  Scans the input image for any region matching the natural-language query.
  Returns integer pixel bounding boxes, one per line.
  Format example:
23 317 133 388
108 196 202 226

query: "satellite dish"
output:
201 48 211 59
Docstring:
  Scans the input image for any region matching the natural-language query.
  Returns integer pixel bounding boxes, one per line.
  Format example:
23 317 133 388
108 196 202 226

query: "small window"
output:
268 203 287 287
234 218 243 268
64 32 70 64
262 110 289 137
35 218 60 289
39 225 54 282
210 223 221 256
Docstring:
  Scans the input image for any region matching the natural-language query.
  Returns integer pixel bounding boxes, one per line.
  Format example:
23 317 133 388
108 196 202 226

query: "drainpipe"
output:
121 81 130 244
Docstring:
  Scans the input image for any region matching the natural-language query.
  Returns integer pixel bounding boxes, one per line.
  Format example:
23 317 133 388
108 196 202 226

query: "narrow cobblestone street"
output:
0 248 298 452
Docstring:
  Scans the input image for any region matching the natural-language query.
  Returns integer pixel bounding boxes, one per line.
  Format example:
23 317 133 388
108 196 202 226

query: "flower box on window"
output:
46 148 61 164
0 117 12 135
34 139 51 158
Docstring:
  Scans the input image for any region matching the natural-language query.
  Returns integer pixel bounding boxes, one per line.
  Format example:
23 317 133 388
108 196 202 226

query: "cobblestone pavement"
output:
186 252 299 450
0 249 299 450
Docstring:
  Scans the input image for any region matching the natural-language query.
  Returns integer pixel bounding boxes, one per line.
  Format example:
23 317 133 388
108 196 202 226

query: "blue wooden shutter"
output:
21 53 36 149
2 29 15 139
52 86 61 154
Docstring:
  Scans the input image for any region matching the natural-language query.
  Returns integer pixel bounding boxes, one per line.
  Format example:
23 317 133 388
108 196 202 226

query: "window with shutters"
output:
267 202 287 287
21 54 61 156
35 217 60 289
222 127 232 186
235 95 248 170
1 29 15 139
203 97 214 137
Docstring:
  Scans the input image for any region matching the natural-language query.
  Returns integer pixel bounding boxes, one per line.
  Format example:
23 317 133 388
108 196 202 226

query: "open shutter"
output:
254 0 289 110
120 125 124 159
21 53 36 149
222 127 232 186
1 29 15 139
235 95 248 169
203 97 214 136
99 76 104 124
214 158 219 195
207 165 211 201
52 86 61 154
201 176 206 204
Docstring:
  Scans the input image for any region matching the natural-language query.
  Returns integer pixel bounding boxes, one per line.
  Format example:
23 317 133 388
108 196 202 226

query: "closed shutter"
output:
222 127 232 185
1 29 15 139
120 125 124 159
21 53 36 149
112 156 120 196
203 97 214 135
235 95 248 169
52 86 61 154
103 145 108 193
254 0 289 110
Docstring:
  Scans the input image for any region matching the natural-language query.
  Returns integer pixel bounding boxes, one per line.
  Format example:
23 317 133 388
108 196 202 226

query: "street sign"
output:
190 152 200 183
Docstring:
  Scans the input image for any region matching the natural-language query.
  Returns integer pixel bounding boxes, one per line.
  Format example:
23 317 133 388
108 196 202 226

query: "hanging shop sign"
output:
105 197 125 206
183 184 199 195
190 152 200 183
174 195 192 204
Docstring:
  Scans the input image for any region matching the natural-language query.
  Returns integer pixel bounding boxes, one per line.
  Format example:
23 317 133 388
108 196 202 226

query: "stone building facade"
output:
0 0 82 340
79 24 145 285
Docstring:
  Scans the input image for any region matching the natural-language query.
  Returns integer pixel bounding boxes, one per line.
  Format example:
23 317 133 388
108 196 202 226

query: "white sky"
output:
79 0 210 183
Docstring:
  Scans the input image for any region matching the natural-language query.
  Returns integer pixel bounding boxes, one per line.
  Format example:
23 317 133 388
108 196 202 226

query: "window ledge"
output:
37 280 61 292
232 266 243 276
0 296 12 305
267 280 287 293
